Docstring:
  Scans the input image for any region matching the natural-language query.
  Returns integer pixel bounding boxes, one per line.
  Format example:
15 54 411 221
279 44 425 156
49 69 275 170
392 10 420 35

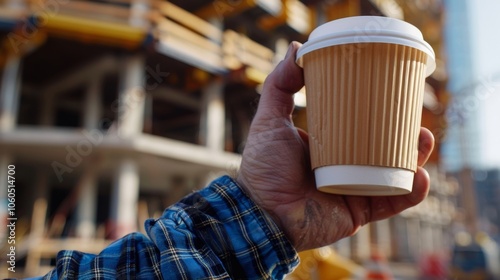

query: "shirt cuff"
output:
157 175 300 279
210 175 300 276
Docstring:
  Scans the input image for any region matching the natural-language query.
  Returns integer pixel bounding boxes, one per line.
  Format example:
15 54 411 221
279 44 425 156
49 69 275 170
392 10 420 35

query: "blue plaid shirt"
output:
40 176 299 279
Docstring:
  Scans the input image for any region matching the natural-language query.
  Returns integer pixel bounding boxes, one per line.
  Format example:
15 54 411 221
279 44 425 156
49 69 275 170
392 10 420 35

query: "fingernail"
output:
285 43 294 59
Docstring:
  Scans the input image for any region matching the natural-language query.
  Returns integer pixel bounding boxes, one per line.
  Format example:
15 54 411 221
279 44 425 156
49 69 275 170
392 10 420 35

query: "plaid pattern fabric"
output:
40 176 299 279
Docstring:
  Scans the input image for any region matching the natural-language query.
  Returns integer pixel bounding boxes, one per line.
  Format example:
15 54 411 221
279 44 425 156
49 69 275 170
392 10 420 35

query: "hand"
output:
236 42 434 252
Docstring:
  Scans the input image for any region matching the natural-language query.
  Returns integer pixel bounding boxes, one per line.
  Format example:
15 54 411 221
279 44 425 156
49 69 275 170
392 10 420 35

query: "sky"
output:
442 0 500 171
468 0 500 169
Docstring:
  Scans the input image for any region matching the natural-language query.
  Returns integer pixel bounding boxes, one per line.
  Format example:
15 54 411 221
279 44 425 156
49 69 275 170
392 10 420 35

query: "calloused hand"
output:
236 42 434 252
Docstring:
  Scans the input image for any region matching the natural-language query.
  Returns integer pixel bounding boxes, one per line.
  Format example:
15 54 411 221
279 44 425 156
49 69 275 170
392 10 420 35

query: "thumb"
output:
256 42 304 119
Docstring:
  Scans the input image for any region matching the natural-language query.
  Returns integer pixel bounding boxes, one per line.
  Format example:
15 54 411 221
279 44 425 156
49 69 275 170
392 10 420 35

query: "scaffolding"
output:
0 0 456 278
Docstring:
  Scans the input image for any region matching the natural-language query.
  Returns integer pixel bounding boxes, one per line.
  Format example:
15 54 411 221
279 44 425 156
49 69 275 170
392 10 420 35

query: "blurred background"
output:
0 0 498 278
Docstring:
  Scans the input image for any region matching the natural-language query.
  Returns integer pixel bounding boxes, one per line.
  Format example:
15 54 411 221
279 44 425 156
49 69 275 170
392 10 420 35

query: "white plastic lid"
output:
297 16 436 77
314 165 414 196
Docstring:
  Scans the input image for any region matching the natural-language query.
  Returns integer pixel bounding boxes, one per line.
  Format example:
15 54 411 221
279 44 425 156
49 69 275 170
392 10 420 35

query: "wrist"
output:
234 174 284 230
234 173 304 250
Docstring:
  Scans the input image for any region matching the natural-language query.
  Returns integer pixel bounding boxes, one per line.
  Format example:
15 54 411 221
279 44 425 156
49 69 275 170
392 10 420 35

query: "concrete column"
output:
0 54 22 131
109 55 144 239
117 54 145 138
432 223 443 252
199 80 225 151
0 54 22 240
83 78 102 129
316 2 328 26
130 0 149 29
273 37 289 65
351 225 371 261
420 221 433 254
199 15 225 151
32 169 49 236
25 169 50 273
76 172 98 239
74 78 102 239
406 218 421 261
335 236 351 259
372 219 392 258
390 217 407 260
110 159 139 238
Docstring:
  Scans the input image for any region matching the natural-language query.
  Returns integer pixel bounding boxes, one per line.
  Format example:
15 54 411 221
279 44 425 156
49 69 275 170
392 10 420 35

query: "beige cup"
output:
296 16 435 196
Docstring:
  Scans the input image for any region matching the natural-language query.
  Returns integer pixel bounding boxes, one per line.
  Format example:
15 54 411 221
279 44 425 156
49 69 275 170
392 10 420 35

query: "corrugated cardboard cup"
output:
296 16 435 196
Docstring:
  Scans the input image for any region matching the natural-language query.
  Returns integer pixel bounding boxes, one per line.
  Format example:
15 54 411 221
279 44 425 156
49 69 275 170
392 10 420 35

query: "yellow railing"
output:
152 1 225 73
0 0 150 49
0 1 308 78
195 0 282 20
223 29 274 82
53 1 132 25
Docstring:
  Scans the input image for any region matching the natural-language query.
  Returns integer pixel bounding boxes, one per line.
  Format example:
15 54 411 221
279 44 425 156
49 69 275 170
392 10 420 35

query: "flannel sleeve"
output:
41 175 299 279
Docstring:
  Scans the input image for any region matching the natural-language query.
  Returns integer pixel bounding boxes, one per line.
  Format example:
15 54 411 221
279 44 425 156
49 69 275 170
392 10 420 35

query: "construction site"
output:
0 0 459 278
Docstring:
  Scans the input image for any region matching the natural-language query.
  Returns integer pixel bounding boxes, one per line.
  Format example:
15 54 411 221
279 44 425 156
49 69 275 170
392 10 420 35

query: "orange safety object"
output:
364 251 393 280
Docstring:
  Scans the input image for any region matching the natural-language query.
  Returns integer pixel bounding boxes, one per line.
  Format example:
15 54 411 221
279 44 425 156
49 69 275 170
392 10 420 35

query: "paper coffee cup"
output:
296 16 435 196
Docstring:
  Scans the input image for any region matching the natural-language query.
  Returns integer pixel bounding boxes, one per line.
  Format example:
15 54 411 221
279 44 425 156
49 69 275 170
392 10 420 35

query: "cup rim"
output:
296 16 436 77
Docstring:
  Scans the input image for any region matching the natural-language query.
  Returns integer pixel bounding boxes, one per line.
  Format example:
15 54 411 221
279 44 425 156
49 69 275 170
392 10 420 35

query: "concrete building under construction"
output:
0 0 457 278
